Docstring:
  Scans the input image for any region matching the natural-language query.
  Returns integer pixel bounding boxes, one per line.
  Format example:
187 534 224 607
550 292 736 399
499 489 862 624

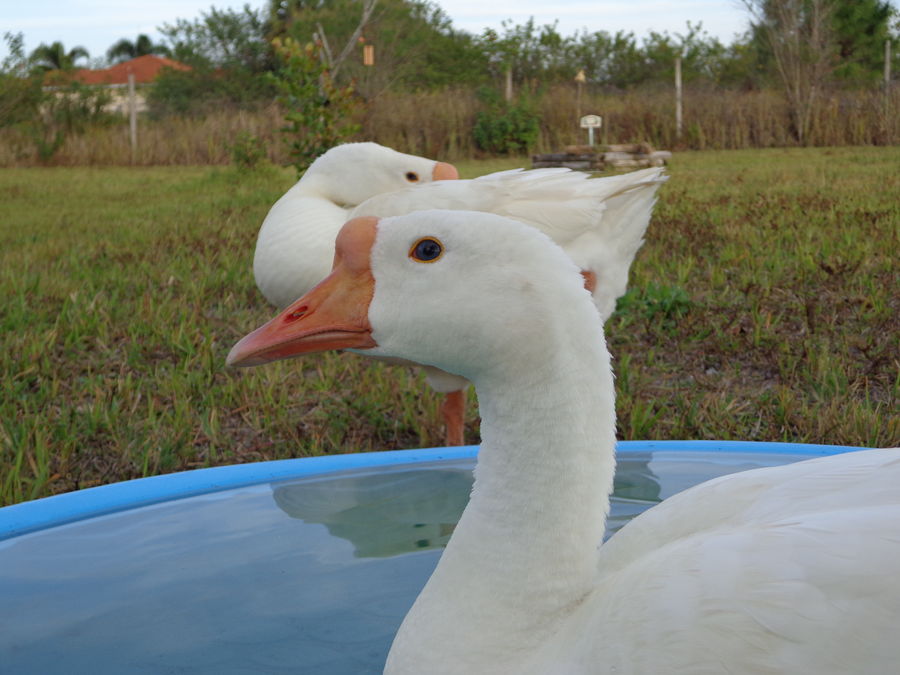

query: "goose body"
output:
252 142 665 443
254 142 666 319
230 210 900 674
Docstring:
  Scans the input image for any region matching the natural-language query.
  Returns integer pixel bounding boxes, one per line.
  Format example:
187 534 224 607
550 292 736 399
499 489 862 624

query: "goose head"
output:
230 210 617 673
301 143 459 207
230 210 599 383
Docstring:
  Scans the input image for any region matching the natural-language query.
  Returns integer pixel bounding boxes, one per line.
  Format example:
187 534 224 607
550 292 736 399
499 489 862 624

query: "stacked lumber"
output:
532 144 672 171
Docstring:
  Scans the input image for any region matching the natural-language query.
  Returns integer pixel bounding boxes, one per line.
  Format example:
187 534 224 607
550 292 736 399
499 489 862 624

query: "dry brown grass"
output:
1 86 896 167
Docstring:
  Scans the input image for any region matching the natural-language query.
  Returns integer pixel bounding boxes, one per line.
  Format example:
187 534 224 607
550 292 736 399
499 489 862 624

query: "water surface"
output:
0 450 812 674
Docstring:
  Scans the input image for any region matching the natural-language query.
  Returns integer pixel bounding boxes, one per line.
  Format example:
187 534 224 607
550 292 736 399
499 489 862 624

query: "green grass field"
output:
1 148 898 506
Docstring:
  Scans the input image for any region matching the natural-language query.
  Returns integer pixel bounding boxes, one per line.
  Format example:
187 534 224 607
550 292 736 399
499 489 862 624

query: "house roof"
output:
70 54 191 85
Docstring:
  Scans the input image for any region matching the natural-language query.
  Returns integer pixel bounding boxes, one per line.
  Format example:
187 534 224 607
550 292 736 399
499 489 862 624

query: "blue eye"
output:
409 237 443 263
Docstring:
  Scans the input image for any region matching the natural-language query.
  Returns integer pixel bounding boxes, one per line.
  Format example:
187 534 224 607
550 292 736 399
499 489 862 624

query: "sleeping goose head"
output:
299 143 459 206
230 210 604 387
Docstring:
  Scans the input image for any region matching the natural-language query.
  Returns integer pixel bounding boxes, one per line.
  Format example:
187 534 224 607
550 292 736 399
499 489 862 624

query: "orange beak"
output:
227 217 380 367
432 161 459 181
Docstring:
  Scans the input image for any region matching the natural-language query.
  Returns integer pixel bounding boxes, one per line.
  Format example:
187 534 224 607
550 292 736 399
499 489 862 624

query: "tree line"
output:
8 0 897 99
1 0 897 165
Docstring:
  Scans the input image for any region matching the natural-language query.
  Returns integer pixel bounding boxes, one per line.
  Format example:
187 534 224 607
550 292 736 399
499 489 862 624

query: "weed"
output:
227 131 266 171
614 283 692 329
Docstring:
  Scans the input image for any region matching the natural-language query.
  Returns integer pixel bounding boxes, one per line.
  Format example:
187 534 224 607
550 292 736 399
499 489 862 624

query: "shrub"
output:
39 82 115 160
227 130 266 170
269 37 361 175
147 66 276 118
472 88 540 155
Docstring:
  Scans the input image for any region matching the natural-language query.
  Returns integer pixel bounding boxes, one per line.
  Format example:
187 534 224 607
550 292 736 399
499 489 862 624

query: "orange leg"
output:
581 269 597 293
441 389 467 447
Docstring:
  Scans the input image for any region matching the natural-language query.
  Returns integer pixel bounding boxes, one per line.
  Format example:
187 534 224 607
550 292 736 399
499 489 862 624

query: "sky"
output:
2 0 759 65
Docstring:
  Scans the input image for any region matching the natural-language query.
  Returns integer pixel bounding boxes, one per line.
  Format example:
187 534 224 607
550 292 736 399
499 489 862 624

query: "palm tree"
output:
30 41 90 71
106 34 171 63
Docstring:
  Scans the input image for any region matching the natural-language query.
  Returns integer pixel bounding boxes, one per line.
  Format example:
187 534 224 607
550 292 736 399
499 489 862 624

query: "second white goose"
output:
253 142 666 445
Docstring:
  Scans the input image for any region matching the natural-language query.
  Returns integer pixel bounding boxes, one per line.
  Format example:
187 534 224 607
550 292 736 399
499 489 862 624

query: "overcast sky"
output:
2 0 896 64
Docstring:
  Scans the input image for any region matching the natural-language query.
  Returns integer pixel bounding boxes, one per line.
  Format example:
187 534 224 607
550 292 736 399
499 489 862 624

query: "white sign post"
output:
580 114 602 146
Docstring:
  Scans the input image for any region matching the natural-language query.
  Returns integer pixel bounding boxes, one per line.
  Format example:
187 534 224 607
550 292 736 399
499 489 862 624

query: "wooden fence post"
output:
128 72 137 164
886 39 892 91
675 56 683 141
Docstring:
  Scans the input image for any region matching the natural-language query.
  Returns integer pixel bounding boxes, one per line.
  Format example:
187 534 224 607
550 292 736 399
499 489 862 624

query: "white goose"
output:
254 142 460 309
230 211 900 674
253 141 666 444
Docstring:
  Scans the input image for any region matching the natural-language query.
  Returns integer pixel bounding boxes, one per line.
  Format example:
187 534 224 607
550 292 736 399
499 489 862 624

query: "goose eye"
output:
405 172 420 182
409 237 443 263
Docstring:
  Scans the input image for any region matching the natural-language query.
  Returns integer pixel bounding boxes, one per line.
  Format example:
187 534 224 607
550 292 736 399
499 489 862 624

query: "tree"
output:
106 34 171 63
348 0 485 94
742 0 836 143
149 5 277 115
639 23 732 86
30 41 90 71
273 0 487 96
831 0 895 84
3 33 112 162
1 32 43 128
565 30 649 89
310 0 377 82
159 4 272 72
269 37 360 174
478 19 571 96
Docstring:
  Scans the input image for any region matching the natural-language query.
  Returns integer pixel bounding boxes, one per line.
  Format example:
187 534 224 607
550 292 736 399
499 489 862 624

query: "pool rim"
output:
0 440 869 541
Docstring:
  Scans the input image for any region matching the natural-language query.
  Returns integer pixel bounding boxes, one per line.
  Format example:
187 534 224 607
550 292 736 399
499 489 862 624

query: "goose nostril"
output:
286 305 309 322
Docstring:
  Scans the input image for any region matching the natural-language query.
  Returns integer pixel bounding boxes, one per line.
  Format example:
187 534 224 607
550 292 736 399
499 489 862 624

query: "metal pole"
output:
128 72 137 164
675 56 683 141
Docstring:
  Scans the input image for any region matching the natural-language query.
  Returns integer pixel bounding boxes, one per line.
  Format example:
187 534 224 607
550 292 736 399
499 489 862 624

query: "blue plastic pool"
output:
0 441 867 673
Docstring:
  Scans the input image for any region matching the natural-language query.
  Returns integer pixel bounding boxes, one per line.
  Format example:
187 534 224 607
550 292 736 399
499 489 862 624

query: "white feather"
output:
253 143 666 322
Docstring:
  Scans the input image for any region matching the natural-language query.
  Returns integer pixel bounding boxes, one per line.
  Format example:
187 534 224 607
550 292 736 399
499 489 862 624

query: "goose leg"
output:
581 269 597 293
441 389 467 446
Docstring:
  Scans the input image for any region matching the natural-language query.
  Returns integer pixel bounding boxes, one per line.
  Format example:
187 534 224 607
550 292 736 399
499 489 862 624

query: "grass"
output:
1 148 898 506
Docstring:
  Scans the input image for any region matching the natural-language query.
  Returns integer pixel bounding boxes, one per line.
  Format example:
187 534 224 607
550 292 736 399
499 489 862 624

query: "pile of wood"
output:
532 144 672 171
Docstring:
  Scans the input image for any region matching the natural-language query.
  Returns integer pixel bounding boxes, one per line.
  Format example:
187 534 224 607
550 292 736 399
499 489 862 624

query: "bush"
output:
1 32 118 162
472 88 540 155
147 66 276 117
227 130 266 170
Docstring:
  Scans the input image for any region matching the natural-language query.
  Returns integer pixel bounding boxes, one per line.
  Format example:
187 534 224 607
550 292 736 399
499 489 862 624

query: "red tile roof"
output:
70 55 191 85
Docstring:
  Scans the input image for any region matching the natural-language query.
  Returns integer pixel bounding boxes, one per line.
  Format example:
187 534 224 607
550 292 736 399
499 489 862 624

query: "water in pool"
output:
0 450 813 673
